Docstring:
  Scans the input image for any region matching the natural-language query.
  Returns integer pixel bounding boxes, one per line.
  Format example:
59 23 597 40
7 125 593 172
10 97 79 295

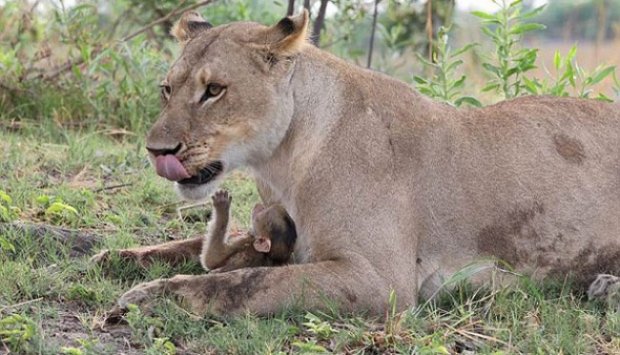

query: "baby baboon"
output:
200 190 297 273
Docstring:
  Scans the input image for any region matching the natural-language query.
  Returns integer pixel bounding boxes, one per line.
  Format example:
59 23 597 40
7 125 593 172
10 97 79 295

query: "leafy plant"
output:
302 312 337 340
0 190 20 223
413 26 481 107
0 314 38 353
473 0 546 99
523 45 616 101
36 194 80 225
124 303 175 352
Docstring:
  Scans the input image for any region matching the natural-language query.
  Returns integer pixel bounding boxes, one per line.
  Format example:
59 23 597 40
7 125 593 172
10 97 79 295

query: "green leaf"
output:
482 63 501 76
471 11 496 20
509 0 524 8
509 23 546 35
482 82 501 92
452 75 467 89
0 190 12 205
452 43 479 57
413 76 428 85
596 93 613 102
553 51 561 70
46 202 79 216
566 45 577 62
455 96 482 107
588 66 616 86
521 5 547 19
446 59 464 73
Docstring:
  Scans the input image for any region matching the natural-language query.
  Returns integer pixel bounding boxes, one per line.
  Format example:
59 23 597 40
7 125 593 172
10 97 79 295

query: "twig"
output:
121 0 215 42
94 183 133 193
0 298 43 313
367 0 381 69
426 0 433 62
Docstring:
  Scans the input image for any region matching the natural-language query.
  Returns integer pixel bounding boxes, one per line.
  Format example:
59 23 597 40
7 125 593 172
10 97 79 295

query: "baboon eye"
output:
200 83 225 103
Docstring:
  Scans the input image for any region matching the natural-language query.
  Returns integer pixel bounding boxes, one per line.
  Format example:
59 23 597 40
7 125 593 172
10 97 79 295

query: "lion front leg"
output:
117 259 391 316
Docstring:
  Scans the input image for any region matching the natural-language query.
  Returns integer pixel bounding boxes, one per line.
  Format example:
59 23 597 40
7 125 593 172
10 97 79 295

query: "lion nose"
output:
146 143 183 157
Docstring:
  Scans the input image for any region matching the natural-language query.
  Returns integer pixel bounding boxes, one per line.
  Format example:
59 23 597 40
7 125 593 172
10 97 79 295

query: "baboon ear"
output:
171 11 213 42
259 10 309 55
253 236 272 253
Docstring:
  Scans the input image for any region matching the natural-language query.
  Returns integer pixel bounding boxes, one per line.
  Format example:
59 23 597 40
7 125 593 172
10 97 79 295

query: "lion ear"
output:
261 10 309 55
171 11 213 42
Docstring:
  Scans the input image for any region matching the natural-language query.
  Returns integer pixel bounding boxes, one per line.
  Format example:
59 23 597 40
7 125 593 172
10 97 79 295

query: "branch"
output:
426 0 433 62
367 0 381 69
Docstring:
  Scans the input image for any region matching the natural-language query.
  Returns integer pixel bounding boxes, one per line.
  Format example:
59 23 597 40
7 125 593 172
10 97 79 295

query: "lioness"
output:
96 10 620 316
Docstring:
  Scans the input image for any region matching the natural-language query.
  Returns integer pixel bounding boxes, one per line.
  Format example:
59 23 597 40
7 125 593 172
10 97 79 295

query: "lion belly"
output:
411 96 620 297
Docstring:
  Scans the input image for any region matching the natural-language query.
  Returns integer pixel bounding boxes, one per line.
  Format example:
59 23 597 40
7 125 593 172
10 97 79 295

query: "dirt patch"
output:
40 303 139 354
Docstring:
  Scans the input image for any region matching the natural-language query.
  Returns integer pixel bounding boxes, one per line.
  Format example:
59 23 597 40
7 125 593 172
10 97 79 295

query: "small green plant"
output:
473 0 546 99
302 312 337 340
145 337 177 355
61 347 84 355
413 26 481 107
36 194 80 225
523 45 616 101
0 314 38 353
0 190 20 223
291 339 329 353
125 303 169 349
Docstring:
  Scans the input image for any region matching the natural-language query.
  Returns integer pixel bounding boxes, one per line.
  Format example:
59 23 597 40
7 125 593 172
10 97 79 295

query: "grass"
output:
0 128 619 354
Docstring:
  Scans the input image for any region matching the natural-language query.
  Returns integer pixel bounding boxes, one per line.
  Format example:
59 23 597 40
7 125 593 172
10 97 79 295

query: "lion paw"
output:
588 274 620 311
90 249 111 265
117 279 166 310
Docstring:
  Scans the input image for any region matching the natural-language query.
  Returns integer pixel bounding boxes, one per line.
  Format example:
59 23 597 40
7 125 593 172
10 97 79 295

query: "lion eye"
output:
200 83 225 103
160 84 171 99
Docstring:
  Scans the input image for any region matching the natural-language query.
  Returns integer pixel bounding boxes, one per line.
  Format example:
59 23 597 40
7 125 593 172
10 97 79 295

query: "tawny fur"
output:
95 10 620 316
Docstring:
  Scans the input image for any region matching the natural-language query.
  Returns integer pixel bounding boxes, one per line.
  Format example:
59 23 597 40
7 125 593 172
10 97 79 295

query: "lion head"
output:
146 10 309 201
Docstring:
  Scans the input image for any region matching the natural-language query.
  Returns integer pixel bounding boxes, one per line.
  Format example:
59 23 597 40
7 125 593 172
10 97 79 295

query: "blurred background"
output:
0 0 618 134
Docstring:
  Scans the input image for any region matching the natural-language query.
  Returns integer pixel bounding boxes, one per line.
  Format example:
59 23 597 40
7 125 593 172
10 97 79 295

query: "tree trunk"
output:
287 0 295 16
311 0 329 47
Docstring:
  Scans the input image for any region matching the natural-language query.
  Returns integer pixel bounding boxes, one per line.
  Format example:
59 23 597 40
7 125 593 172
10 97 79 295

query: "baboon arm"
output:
117 259 390 316
200 204 241 270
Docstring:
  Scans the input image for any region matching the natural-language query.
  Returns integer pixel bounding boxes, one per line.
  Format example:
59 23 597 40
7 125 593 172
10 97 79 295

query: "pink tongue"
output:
154 155 191 181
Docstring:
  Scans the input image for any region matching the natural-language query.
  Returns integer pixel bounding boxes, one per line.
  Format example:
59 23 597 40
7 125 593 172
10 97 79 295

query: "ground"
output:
0 129 619 354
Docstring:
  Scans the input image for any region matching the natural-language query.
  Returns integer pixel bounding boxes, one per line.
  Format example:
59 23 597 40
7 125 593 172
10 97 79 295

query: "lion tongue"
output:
154 155 191 181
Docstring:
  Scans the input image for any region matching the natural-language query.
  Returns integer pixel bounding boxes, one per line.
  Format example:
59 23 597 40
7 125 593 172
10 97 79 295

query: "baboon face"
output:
251 204 297 262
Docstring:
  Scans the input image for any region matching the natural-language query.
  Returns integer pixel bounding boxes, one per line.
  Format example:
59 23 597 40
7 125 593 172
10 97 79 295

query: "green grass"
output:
0 129 618 354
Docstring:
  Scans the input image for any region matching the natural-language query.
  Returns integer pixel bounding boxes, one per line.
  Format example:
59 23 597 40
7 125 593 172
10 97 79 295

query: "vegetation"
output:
1 0 619 353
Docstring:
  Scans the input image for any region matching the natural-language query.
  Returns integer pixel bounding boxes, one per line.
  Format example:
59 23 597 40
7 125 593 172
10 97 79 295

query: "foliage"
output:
0 190 20 223
413 26 481 107
523 45 616 101
0 313 39 353
473 0 546 99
